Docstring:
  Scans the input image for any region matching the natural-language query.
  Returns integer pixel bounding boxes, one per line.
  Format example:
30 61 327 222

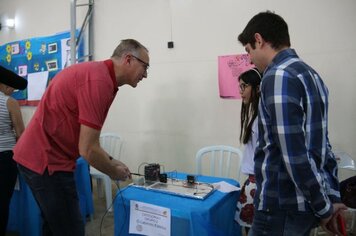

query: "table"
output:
114 173 241 236
6 157 94 235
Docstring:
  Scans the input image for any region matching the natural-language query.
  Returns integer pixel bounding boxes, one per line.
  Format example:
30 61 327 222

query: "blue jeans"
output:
18 164 84 236
248 209 318 236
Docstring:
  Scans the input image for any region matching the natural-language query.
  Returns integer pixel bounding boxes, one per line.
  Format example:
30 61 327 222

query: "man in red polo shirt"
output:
14 39 150 236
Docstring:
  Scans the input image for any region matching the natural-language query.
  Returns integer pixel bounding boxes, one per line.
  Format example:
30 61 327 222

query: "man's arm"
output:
7 97 25 139
320 137 347 235
78 124 130 181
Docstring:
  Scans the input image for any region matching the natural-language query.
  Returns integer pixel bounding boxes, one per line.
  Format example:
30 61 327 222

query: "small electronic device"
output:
144 163 160 182
187 175 196 185
159 173 167 183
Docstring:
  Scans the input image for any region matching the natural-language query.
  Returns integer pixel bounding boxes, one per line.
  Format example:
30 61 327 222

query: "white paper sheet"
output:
212 181 241 193
129 200 171 236
27 71 49 101
61 38 71 68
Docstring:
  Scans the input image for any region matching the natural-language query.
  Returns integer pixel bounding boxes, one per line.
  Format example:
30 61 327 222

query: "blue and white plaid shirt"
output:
254 48 340 219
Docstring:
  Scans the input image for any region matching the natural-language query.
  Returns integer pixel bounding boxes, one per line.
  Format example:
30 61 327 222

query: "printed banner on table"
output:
218 54 254 99
0 31 84 106
129 200 171 236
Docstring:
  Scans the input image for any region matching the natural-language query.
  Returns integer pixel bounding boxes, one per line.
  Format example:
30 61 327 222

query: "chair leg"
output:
104 176 113 212
97 178 104 198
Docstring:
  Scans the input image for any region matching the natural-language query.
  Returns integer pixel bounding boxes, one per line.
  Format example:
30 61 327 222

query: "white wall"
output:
1 0 355 179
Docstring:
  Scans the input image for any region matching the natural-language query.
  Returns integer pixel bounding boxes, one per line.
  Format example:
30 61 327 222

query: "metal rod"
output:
70 0 77 66
76 6 93 47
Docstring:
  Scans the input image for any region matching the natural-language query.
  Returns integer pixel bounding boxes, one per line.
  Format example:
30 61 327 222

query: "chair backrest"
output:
99 133 123 160
334 151 356 171
195 145 243 180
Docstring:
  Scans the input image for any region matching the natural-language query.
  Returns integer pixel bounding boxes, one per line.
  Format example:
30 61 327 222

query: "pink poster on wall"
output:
218 54 254 99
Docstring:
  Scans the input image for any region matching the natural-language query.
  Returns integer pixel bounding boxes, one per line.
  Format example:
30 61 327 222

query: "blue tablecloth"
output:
75 157 95 220
114 173 241 236
6 157 94 235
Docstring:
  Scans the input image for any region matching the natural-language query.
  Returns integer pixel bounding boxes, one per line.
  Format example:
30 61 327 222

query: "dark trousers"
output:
248 209 318 236
0 151 17 236
18 164 84 236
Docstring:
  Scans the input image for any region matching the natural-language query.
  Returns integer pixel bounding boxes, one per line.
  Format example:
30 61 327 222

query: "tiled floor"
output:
85 180 131 236
84 188 115 236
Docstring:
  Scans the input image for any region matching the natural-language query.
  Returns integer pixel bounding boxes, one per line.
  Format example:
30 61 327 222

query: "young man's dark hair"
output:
238 11 291 50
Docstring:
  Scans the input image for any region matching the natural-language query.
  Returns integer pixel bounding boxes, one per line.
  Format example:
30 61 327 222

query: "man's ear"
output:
123 54 131 65
254 33 264 48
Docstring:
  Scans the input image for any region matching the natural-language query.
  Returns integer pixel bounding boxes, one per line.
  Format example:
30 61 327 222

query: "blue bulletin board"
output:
0 31 84 106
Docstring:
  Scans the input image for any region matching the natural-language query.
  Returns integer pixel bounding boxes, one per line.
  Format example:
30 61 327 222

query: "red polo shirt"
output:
14 60 118 174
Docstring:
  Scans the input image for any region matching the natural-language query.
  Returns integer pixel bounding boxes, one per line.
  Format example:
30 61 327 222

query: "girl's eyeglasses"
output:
239 83 250 92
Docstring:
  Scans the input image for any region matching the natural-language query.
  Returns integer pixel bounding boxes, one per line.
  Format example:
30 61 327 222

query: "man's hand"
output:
320 203 347 235
110 159 131 181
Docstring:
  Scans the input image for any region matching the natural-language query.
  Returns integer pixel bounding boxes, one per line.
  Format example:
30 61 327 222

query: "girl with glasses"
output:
234 68 261 235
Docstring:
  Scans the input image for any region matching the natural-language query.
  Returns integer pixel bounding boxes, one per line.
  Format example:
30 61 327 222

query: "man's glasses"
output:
239 83 250 92
131 55 149 72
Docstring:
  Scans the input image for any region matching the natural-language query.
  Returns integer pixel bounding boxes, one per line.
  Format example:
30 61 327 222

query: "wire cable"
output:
137 162 150 176
99 181 127 236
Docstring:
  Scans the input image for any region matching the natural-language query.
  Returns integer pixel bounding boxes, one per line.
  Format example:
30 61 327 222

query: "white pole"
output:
70 0 76 66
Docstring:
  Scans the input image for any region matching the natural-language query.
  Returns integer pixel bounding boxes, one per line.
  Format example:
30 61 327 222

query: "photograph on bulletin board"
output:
0 31 84 106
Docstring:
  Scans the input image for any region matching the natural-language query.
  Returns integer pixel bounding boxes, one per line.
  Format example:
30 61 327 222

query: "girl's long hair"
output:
239 68 262 144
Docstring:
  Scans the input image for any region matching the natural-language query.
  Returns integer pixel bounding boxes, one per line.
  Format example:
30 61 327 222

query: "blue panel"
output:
0 31 84 105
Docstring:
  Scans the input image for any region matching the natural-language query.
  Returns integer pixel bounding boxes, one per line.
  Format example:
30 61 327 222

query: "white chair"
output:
336 151 356 171
313 151 356 235
195 145 243 180
90 133 122 212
